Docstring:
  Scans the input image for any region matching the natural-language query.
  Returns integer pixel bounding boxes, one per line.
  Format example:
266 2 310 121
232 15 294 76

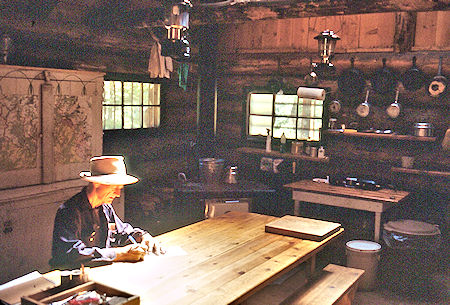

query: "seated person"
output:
49 156 165 269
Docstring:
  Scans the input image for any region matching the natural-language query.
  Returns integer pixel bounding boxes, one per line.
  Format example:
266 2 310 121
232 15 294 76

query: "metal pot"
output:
413 123 433 137
199 158 225 184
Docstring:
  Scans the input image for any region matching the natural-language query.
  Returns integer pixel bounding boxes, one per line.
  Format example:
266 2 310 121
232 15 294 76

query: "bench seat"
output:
281 264 365 305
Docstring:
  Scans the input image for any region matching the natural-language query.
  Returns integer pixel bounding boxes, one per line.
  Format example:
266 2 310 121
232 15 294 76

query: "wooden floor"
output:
124 187 449 305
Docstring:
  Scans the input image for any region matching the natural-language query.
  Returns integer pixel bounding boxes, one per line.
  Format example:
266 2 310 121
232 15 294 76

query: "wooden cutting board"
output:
265 215 342 241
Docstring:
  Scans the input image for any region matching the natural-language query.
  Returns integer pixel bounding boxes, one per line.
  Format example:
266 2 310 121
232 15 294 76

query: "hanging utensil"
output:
329 99 341 113
371 58 398 95
428 56 447 98
386 89 401 119
401 56 427 92
356 89 370 117
338 57 366 96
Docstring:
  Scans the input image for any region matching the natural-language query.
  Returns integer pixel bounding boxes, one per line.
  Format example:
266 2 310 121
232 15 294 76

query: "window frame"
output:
102 74 162 131
245 91 325 143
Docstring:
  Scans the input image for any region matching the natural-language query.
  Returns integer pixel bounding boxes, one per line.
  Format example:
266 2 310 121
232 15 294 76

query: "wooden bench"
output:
243 264 364 305
281 264 365 305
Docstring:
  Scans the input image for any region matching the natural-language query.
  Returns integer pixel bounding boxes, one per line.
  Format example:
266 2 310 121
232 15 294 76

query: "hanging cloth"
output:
148 41 173 79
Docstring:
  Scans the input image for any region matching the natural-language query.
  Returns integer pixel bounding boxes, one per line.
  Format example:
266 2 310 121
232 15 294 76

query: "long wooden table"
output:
284 180 410 242
45 212 343 305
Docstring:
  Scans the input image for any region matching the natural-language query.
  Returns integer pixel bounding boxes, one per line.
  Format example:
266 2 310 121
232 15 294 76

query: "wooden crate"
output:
21 281 139 305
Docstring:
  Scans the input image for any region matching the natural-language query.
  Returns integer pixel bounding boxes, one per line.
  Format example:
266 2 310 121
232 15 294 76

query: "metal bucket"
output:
199 158 225 185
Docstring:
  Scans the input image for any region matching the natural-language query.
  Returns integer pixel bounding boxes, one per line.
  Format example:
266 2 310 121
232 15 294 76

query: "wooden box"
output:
21 281 139 305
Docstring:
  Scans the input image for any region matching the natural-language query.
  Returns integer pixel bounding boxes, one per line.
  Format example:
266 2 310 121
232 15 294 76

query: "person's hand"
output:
141 233 166 255
113 244 146 262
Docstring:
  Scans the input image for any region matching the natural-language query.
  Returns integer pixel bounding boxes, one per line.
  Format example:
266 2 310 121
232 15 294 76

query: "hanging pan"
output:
386 89 401 119
356 89 371 118
371 58 398 95
401 56 427 92
338 57 366 96
428 56 447 98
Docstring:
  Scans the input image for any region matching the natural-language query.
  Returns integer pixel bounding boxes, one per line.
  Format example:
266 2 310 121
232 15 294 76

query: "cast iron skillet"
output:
371 58 398 95
401 56 427 92
338 57 366 96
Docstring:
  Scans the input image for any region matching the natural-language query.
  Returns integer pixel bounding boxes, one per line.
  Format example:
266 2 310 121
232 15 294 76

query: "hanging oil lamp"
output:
312 30 340 80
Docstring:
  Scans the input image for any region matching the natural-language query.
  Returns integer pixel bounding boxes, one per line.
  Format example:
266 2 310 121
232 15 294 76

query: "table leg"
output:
306 255 316 276
374 212 381 242
294 200 300 216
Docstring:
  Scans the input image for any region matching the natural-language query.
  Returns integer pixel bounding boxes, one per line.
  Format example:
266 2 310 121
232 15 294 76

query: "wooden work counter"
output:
284 180 410 242
43 212 343 305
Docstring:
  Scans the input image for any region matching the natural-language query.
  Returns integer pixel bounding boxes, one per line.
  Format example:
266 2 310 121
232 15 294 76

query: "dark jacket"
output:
49 187 146 269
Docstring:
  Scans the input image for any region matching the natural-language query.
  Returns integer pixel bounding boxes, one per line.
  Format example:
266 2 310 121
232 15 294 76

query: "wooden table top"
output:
284 180 409 203
53 212 343 305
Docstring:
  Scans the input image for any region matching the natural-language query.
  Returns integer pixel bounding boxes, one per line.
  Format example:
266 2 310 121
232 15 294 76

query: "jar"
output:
413 123 433 137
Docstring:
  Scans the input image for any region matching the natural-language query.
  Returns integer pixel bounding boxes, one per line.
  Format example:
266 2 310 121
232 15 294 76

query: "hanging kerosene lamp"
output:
311 29 340 80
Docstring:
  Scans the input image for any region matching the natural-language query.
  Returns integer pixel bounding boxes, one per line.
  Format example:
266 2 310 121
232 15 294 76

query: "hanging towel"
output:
148 41 173 79
178 62 189 91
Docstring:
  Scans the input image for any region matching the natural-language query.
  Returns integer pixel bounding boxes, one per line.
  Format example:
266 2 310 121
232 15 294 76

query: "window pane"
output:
143 106 160 128
132 83 142 105
103 106 122 129
143 83 149 105
249 94 273 115
249 115 272 136
113 81 122 105
124 106 142 129
123 82 133 105
275 95 297 116
273 117 296 139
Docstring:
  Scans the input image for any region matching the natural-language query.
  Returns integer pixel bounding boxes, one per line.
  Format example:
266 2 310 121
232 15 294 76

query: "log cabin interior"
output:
0 0 448 304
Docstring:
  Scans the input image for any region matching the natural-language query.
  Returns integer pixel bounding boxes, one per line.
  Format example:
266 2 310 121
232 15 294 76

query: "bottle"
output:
318 146 325 158
265 129 272 152
280 132 287 153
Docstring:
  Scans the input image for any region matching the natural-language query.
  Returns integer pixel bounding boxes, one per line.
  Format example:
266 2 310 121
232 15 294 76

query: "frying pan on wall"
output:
371 58 398 95
401 56 427 92
338 57 366 96
428 56 447 98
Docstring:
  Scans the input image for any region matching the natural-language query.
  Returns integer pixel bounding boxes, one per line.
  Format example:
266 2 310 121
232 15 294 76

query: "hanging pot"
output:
371 58 398 95
338 57 366 96
428 56 447 98
401 56 427 92
386 89 401 119
356 89 370 118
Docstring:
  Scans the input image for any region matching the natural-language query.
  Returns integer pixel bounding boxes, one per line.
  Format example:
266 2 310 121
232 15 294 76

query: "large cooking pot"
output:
338 57 366 96
371 58 398 95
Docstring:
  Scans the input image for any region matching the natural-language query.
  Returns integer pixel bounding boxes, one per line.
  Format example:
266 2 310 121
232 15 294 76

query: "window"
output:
247 93 323 141
102 81 160 130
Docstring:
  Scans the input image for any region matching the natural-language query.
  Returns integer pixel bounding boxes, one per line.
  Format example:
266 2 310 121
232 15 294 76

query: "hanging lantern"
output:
161 0 192 61
314 29 340 64
311 30 340 80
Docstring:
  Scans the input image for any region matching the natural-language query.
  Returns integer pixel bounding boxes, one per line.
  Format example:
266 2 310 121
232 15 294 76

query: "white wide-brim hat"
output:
80 156 139 185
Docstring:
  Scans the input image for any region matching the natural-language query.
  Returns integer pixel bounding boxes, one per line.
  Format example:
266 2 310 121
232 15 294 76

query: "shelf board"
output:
236 147 329 163
391 167 450 178
323 130 437 142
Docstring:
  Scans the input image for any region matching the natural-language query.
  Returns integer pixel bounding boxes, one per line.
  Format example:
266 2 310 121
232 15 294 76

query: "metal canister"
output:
413 123 433 137
291 141 303 154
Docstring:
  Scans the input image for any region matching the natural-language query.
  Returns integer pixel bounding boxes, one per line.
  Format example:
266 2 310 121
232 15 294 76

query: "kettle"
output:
224 166 238 184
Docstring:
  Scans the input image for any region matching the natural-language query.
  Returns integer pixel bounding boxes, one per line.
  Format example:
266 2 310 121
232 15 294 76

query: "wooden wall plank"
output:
336 15 360 53
358 12 395 51
290 18 309 51
414 11 437 49
261 20 278 49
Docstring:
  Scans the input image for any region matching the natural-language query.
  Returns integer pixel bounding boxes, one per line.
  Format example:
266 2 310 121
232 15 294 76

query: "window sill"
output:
235 147 329 163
